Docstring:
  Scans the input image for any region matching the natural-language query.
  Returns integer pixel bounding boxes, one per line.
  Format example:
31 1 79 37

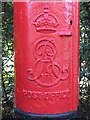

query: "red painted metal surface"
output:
14 1 79 114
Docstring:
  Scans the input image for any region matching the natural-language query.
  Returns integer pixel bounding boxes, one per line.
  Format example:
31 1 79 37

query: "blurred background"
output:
1 2 90 119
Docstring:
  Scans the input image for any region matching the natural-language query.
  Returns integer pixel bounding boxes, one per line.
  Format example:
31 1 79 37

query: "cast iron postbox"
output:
14 0 79 119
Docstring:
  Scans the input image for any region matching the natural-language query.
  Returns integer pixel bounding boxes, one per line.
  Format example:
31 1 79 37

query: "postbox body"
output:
14 1 79 116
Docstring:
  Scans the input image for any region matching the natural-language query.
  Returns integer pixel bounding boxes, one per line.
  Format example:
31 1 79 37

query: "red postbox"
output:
14 0 79 119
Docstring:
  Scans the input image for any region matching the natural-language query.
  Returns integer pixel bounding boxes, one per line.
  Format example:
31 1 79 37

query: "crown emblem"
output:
33 6 59 34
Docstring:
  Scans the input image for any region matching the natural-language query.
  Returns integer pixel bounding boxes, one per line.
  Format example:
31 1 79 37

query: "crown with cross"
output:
33 6 59 34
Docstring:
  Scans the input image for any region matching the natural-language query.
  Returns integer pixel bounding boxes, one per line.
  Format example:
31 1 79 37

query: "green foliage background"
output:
2 2 90 119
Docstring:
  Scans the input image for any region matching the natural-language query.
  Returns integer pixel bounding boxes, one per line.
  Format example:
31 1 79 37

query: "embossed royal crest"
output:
33 6 59 34
26 38 69 87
